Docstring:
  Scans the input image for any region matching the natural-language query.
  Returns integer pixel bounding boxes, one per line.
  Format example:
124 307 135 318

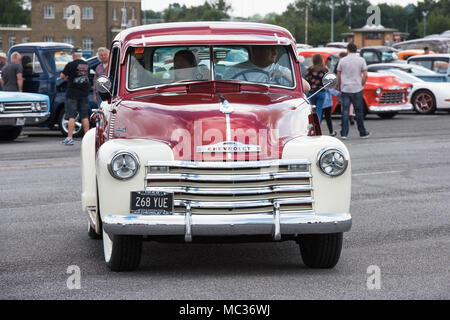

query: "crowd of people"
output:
303 43 371 139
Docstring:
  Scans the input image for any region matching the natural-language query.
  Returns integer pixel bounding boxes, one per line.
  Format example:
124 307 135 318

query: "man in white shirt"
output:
224 45 293 86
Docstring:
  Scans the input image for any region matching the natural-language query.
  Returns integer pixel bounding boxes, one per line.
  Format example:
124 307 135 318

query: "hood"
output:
111 90 309 161
0 91 50 102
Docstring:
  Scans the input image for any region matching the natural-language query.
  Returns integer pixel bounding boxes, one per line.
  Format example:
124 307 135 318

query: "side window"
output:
409 59 432 70
432 59 449 74
362 51 379 64
109 46 120 97
19 52 43 76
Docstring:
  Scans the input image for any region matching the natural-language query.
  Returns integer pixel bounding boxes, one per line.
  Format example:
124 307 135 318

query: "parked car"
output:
82 22 352 271
393 37 450 54
397 49 434 60
0 91 50 140
299 48 413 119
326 42 349 49
407 54 450 82
368 62 448 82
360 46 400 65
7 42 98 136
369 67 450 114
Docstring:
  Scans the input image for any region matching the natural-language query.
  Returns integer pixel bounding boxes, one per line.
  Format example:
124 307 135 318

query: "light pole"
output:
330 0 334 42
305 5 309 45
348 2 351 29
422 11 428 37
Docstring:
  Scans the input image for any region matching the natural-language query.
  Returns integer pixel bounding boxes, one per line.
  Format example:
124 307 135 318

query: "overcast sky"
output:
142 0 420 18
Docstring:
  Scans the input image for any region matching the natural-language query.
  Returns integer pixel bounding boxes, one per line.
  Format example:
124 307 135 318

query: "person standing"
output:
337 43 371 139
93 47 109 107
305 54 328 121
0 52 23 92
60 48 90 146
322 87 339 136
0 52 6 90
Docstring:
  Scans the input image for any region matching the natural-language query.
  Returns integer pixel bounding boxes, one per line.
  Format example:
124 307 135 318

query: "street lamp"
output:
348 2 351 29
330 0 334 42
422 11 428 37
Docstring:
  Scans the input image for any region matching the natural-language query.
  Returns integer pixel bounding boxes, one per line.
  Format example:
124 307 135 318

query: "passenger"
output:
304 54 328 121
224 45 293 86
173 50 197 81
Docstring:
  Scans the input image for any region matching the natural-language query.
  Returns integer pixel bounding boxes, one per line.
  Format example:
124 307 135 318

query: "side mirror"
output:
322 72 338 88
95 76 112 100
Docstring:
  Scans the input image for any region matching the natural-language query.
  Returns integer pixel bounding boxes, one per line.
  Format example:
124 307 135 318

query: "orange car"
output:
300 48 413 119
397 49 435 60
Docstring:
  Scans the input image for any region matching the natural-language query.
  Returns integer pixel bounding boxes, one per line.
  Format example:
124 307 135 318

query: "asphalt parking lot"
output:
0 112 449 300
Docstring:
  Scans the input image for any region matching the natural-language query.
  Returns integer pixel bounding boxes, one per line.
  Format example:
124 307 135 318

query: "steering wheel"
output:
230 68 282 85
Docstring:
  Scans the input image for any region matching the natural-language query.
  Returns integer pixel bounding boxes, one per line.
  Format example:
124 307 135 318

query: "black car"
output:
360 46 400 65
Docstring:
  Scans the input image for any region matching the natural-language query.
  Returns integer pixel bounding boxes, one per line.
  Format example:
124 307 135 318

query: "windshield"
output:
407 63 441 75
41 50 73 73
381 51 398 62
127 45 295 90
380 69 423 83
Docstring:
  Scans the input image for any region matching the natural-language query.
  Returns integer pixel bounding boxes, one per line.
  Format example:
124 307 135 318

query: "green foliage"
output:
162 0 230 22
0 0 30 25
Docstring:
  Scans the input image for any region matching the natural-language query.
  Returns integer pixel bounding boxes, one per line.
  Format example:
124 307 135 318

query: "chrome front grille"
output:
3 102 34 113
145 160 313 215
380 91 404 104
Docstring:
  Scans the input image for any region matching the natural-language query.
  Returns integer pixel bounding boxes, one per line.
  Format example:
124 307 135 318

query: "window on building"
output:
9 37 16 48
83 38 94 52
365 32 382 40
44 5 54 19
113 8 118 20
22 37 30 43
131 8 136 20
0 37 3 51
44 36 54 42
63 7 72 19
64 38 74 45
121 8 127 28
83 7 93 19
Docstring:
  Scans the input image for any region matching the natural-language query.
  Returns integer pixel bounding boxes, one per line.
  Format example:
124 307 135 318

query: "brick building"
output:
341 24 408 48
0 0 142 56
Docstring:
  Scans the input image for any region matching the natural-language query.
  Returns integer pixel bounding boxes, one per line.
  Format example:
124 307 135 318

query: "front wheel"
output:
298 233 343 268
103 227 142 271
412 90 436 114
377 112 397 119
0 126 22 141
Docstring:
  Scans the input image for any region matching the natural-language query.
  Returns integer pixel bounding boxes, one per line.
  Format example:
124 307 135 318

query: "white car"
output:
374 68 450 114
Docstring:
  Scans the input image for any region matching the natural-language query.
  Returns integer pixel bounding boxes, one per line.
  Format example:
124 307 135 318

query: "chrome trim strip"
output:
0 112 50 118
368 103 413 112
102 212 352 237
273 202 281 241
85 206 97 229
146 172 312 182
145 185 312 195
146 159 311 169
174 198 313 209
185 202 192 242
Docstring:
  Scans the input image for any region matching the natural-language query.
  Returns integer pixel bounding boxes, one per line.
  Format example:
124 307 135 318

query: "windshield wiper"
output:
155 79 206 92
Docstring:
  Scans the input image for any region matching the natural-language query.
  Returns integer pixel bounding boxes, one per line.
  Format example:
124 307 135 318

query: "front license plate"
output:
16 117 25 126
130 191 174 215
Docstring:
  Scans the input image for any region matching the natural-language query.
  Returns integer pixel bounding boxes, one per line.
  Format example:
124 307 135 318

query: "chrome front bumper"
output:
368 103 413 112
0 112 50 126
102 211 352 242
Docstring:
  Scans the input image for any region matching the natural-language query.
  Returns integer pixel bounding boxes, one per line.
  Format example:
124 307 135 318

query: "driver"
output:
224 45 293 86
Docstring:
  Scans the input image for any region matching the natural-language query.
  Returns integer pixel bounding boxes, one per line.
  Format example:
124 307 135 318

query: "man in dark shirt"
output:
0 52 23 92
60 47 90 145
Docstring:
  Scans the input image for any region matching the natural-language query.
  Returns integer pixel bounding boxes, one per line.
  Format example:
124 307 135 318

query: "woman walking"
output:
322 87 340 136
305 54 328 120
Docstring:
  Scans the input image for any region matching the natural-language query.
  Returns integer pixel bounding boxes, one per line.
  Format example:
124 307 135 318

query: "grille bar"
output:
380 92 404 104
145 185 312 195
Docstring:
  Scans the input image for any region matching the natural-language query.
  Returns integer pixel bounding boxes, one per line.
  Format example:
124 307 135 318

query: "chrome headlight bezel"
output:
406 86 413 94
375 87 383 96
316 147 348 177
107 150 140 180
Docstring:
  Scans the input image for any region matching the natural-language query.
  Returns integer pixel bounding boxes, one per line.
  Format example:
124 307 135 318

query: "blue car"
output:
7 43 100 136
0 91 50 141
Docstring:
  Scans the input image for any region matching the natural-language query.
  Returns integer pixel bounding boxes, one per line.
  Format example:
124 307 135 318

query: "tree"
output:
163 0 230 22
0 0 30 25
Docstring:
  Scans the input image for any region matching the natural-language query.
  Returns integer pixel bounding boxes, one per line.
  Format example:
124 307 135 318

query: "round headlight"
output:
407 86 412 94
317 148 348 177
0 103 4 113
375 87 383 96
108 151 140 180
